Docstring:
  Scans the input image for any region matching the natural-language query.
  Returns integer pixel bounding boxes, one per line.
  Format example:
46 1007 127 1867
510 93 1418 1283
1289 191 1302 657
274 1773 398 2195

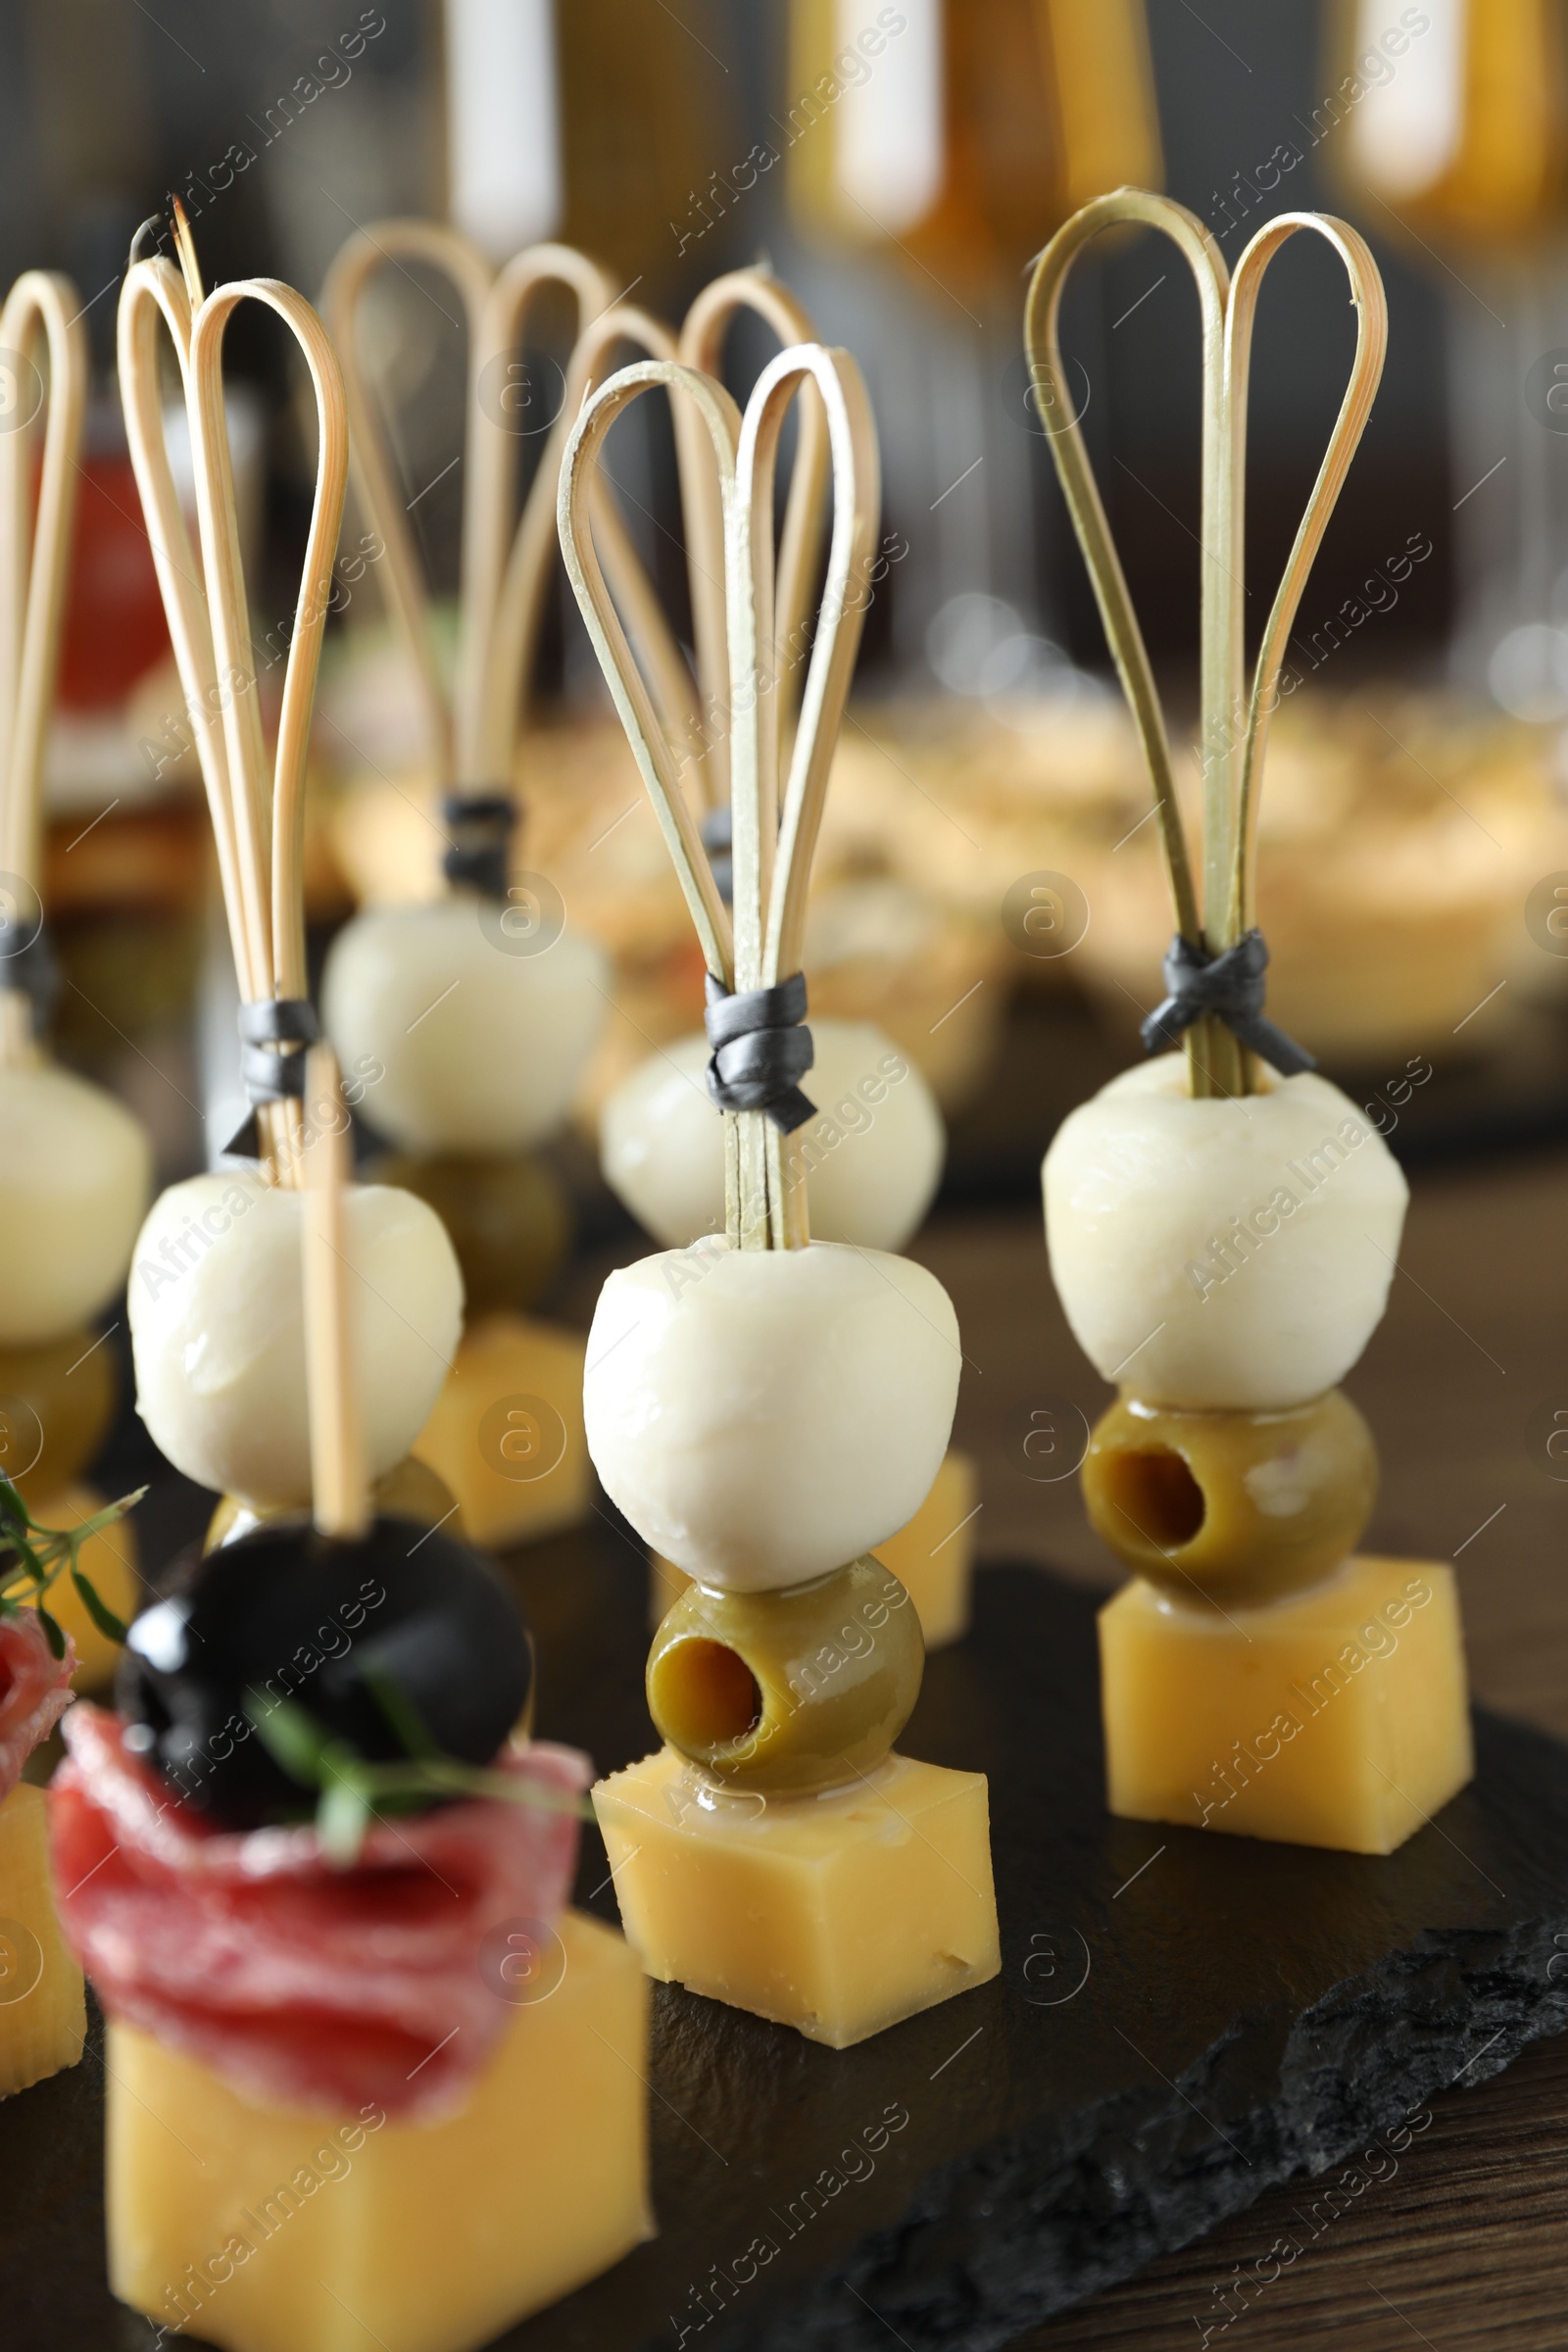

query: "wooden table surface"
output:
896 1148 1568 2351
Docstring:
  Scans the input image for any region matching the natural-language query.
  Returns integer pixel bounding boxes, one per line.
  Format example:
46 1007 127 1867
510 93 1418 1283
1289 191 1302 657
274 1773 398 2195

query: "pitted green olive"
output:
205 1454 459 1553
373 1150 571 1315
647 1555 924 1791
0 1327 117 1496
1082 1386 1376 1603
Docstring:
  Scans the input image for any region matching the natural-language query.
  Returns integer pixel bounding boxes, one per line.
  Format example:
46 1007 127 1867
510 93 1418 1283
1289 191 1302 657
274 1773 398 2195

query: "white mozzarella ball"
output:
128 1169 463 1505
321 898 608 1154
0 1063 152 1346
584 1239 960 1592
1044 1055 1408 1412
600 1019 945 1252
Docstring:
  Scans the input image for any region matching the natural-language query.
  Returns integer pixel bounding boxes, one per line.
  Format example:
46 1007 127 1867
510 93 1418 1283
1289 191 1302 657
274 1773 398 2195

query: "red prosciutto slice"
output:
51 1704 590 2117
0 1608 75 1801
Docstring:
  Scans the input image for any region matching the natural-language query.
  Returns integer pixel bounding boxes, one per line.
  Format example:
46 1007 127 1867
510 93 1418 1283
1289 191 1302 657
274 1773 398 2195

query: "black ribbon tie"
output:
1140 929 1315 1077
442 789 517 900
223 995 319 1156
704 969 816 1133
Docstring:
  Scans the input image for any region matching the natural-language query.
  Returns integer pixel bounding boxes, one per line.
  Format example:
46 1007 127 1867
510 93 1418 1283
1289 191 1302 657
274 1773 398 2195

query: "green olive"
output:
0 1327 117 1497
205 1455 460 1553
647 1556 924 1792
1082 1386 1377 1603
372 1151 572 1315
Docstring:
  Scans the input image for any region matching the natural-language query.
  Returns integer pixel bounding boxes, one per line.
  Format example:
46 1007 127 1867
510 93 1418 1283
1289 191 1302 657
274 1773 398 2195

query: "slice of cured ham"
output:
52 1703 590 2117
0 1607 75 1801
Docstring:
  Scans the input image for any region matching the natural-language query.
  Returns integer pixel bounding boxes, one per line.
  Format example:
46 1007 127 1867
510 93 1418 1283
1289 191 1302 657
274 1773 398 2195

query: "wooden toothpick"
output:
1024 189 1386 1099
302 1043 369 1541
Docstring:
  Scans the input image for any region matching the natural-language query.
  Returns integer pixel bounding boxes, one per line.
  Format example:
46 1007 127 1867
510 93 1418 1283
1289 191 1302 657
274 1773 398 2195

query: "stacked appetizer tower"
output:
54 1041 649 2352
318 220 677 1550
0 268 150 1674
117 212 464 1539
561 336 1000 2042
594 269 975 1646
1030 192 1471 1853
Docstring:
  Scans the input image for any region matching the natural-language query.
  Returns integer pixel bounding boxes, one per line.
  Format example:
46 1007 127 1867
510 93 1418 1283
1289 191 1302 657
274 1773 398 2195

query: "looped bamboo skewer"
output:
0 273 88 1069
324 223 699 804
118 256 253 1001
1024 190 1386 1098
559 342 879 1251
546 301 707 777
559 361 738 990
118 208 349 1180
1221 214 1387 946
675 269 831 808
322 220 495 783
302 1040 369 1541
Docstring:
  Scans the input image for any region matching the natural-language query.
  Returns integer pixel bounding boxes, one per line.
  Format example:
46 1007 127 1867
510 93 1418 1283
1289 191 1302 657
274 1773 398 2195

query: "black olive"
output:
114 1514 532 1830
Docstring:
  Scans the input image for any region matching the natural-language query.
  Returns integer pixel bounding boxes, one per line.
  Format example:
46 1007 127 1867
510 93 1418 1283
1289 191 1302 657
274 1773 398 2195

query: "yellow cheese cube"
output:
18 1482 139 1690
594 1743 1000 2047
1100 1553 1473 1854
0 1782 86 2097
108 1910 652 2352
412 1311 590 1550
649 1446 978 1649
872 1447 977 1648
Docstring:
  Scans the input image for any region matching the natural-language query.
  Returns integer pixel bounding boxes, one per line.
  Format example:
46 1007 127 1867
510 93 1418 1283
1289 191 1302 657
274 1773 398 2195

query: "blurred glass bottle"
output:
1326 0 1568 711
445 0 733 298
788 0 1160 286
781 0 1160 685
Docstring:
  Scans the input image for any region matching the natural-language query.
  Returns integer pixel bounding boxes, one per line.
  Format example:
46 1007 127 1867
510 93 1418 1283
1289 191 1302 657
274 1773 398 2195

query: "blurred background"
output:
10 0 1568 1206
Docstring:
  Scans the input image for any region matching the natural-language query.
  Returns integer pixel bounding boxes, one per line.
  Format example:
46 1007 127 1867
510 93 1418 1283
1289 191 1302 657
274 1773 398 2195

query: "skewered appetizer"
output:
0 1474 137 2094
1030 191 1471 1854
117 211 462 1515
318 224 612 1178
0 271 150 1682
594 270 974 1642
561 333 999 2044
0 271 152 1354
53 1045 650 2352
318 222 668 1548
604 1010 976 1642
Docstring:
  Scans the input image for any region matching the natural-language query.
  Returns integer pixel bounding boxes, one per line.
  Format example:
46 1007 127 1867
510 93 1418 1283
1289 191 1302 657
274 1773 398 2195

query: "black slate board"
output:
8 1515 1568 2352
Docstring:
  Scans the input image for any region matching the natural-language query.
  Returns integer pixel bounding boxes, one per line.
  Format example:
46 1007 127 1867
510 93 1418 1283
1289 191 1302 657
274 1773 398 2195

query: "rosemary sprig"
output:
0 1476 142 1657
246 1688 589 1868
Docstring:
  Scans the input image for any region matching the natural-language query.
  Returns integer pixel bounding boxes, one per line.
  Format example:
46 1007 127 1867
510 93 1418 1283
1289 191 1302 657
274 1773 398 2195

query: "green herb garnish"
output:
0 1476 144 1657
245 1687 587 1867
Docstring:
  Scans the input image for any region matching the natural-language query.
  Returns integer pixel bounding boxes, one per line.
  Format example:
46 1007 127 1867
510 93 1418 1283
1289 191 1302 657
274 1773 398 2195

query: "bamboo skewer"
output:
559 361 738 991
0 273 88 1071
1024 189 1385 1100
302 1042 369 1541
463 241 617 782
559 342 878 1252
118 259 255 999
542 303 704 777
675 269 831 808
322 220 493 785
119 207 349 1182
324 223 699 808
1221 215 1388 946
